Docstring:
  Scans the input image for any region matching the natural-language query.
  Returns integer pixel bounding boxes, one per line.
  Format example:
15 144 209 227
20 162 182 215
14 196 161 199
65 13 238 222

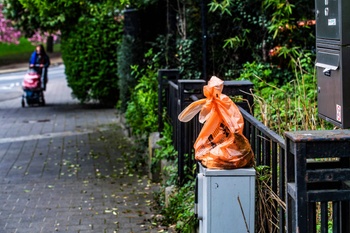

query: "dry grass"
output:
255 166 286 233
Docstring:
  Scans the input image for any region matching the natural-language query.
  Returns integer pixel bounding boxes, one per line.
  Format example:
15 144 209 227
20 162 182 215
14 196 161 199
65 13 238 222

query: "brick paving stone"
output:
0 69 164 233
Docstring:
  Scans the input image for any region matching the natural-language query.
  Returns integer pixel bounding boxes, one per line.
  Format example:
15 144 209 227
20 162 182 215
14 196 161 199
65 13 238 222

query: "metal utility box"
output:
196 164 255 233
316 0 350 128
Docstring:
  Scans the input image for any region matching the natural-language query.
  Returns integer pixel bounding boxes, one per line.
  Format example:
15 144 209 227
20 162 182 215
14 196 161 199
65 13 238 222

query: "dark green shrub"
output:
117 35 143 111
177 38 202 79
61 7 123 105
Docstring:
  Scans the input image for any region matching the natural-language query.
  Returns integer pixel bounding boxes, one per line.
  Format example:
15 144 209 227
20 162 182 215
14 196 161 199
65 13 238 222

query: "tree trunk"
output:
46 35 54 53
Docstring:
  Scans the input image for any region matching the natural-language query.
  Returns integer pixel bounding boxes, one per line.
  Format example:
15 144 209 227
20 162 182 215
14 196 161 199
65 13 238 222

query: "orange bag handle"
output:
178 76 244 133
178 76 223 123
178 98 206 123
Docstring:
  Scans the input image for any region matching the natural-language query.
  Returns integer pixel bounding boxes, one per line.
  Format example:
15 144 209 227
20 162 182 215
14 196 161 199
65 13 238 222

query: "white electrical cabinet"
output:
196 164 256 233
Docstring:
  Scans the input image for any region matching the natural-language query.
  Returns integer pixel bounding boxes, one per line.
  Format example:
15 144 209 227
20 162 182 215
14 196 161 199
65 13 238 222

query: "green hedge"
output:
61 11 123 105
117 35 143 111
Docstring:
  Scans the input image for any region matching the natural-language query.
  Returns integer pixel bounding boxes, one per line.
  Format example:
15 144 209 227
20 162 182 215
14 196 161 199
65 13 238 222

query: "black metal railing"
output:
160 74 285 232
157 69 180 133
285 130 350 233
240 106 286 233
157 69 350 233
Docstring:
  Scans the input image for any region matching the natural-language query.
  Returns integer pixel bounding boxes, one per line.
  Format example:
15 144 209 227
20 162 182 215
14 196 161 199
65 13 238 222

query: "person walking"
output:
29 44 50 91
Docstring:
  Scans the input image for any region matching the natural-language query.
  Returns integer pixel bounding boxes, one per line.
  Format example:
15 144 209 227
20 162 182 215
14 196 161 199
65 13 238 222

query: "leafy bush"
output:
117 35 143 111
61 5 122 105
161 180 196 233
151 121 177 184
124 49 160 138
176 38 202 79
150 119 198 232
239 50 333 134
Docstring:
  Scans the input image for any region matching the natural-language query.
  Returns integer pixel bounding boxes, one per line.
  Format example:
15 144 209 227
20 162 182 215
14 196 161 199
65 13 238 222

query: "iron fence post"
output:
177 80 205 185
285 130 350 233
158 69 179 133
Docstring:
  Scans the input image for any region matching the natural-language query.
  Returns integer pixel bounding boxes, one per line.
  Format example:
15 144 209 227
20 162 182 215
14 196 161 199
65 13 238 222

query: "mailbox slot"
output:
316 49 340 72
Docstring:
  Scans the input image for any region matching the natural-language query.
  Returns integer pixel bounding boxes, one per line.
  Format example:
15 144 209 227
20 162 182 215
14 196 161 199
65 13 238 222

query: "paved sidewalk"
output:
0 69 162 232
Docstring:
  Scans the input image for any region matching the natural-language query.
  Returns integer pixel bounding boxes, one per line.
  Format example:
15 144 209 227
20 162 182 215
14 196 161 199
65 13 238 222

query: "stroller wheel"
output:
21 99 25 108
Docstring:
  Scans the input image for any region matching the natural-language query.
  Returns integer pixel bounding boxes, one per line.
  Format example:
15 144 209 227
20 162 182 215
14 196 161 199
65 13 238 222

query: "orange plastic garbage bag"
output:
178 76 254 169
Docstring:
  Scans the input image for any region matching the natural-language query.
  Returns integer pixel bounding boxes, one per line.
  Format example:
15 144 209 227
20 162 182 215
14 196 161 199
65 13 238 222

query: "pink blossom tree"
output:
1 3 60 47
28 30 60 45
0 4 21 44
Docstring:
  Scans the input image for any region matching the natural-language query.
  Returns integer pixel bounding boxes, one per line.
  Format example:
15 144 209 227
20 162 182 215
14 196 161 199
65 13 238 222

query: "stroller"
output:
21 67 46 107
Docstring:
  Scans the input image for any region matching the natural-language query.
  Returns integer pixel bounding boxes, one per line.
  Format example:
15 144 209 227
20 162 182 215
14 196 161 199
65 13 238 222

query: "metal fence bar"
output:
158 69 180 132
168 80 179 149
278 144 286 232
239 106 286 233
177 80 205 185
